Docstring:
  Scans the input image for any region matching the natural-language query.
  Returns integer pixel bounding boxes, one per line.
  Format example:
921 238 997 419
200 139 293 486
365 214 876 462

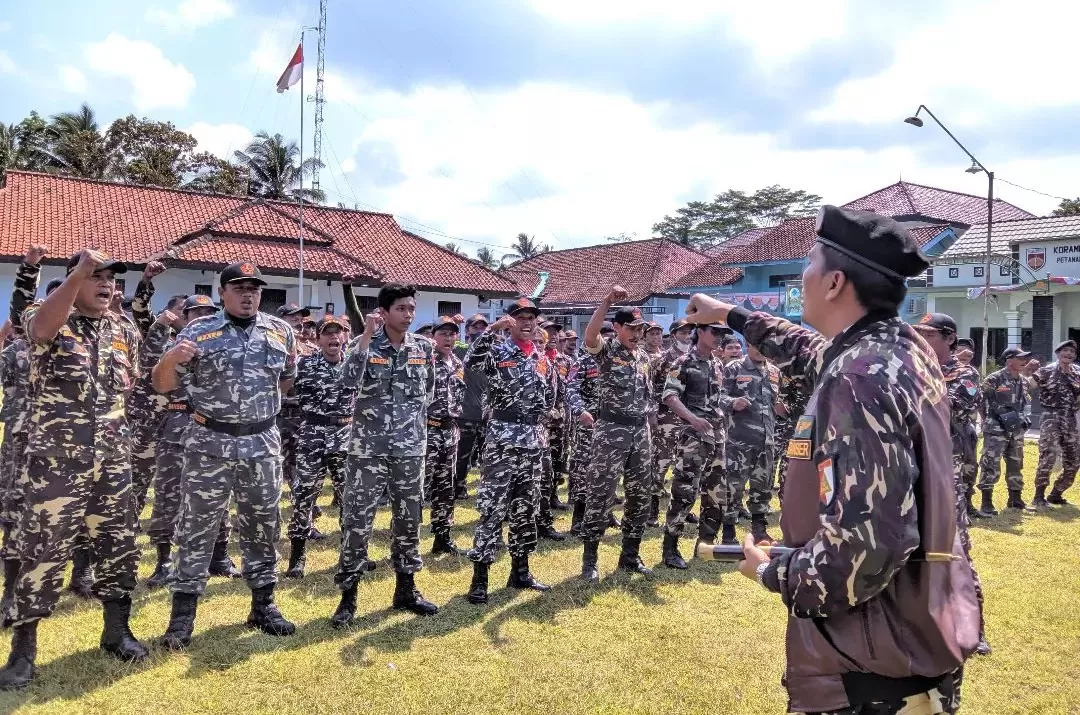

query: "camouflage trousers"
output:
466 440 541 565
665 427 725 538
794 677 959 714
537 424 556 529
977 428 1025 492
953 456 985 639
649 412 681 499
129 419 161 525
148 441 231 547
774 416 795 502
549 416 569 487
454 419 485 493
288 426 348 541
582 421 651 542
567 423 594 504
424 426 459 538
1034 411 1080 493
0 430 28 531
278 407 301 490
171 451 281 596
9 455 137 625
724 438 776 523
336 455 424 589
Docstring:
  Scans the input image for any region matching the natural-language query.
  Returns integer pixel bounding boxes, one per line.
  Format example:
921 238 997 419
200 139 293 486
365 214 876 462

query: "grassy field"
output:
0 442 1076 714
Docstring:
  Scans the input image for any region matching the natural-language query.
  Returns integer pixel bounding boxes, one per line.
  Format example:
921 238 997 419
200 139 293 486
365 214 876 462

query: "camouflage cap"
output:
1055 339 1077 354
1001 346 1032 362
669 318 691 334
465 312 490 327
560 329 579 340
316 314 347 334
219 262 267 286
955 338 975 350
65 251 127 276
815 205 929 281
432 315 462 334
182 294 217 313
507 297 541 317
645 320 663 333
599 321 616 334
276 302 311 318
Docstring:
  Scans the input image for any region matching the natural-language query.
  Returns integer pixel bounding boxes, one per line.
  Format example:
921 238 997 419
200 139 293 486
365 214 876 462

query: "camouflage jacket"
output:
295 350 355 453
342 328 434 457
428 351 465 422
9 261 41 330
719 355 780 445
662 349 728 432
130 278 154 338
1031 362 1080 413
125 320 173 433
586 336 652 424
546 351 571 424
981 368 1030 432
465 330 554 450
175 310 298 459
0 337 30 432
282 341 316 410
23 303 141 463
565 353 599 418
454 340 488 422
777 369 811 424
943 357 981 424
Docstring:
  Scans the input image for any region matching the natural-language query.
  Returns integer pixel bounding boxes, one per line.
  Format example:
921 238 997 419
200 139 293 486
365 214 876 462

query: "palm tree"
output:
475 246 497 269
233 131 325 203
444 241 467 257
40 103 114 179
502 232 551 264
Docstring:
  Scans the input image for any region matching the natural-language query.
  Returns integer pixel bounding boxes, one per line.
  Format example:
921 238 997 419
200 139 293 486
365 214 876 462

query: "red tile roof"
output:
505 238 710 304
0 171 516 294
704 227 771 258
842 181 1034 226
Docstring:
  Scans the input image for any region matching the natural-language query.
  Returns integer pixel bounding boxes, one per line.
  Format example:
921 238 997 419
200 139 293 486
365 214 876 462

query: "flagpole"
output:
298 28 315 305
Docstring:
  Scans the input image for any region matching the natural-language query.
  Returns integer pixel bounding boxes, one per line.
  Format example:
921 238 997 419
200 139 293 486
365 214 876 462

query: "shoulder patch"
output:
196 330 223 342
793 415 814 439
818 457 835 505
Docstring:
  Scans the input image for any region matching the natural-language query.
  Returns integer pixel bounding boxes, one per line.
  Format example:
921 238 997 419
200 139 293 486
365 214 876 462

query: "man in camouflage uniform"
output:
772 369 810 504
1030 339 1080 507
719 344 781 542
1 250 148 690
565 335 599 537
542 323 572 511
145 295 232 589
454 314 489 500
718 335 743 365
660 323 730 568
463 298 554 605
534 328 569 542
648 319 692 527
282 315 356 579
580 288 654 582
688 206 978 714
977 347 1037 516
425 316 466 555
153 262 297 649
330 284 438 627
276 303 315 497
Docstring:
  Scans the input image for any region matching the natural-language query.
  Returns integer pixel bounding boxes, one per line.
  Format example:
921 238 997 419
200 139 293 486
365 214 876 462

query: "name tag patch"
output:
497 360 518 368
369 357 390 365
111 340 128 353
197 330 223 342
786 439 811 460
408 358 427 365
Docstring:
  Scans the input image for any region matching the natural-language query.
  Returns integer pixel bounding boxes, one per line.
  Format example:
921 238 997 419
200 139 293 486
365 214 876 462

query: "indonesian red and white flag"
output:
276 43 303 93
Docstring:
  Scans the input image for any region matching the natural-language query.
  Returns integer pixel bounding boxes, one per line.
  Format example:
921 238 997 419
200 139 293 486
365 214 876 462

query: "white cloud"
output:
0 21 11 33
83 34 196 111
340 157 357 173
146 0 235 30
185 122 253 158
58 65 88 94
0 50 15 74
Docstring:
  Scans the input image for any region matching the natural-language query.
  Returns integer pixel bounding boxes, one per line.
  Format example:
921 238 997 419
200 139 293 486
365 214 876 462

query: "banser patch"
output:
369 356 390 365
497 360 518 368
787 414 814 460
111 340 128 353
196 330 223 342
407 358 427 365
786 439 811 460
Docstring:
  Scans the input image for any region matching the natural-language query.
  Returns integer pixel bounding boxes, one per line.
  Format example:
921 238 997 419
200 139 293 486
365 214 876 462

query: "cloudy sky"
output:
1 0 1077 258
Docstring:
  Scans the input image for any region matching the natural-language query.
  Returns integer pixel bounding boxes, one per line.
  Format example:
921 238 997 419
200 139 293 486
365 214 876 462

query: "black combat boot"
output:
569 500 586 537
1032 485 1049 509
100 595 149 662
662 532 687 570
432 532 463 555
966 490 987 519
0 622 37 690
607 511 622 529
1007 489 1034 512
538 523 567 542
285 538 307 579
146 543 171 589
160 592 198 650
308 524 326 541
1 559 19 626
208 541 241 578
312 504 323 520
67 548 94 600
392 573 438 616
466 561 489 605
581 541 600 583
1047 488 1069 505
685 512 698 524
330 585 357 629
550 492 569 511
646 496 661 528
507 555 550 592
738 503 752 521
721 523 738 546
617 537 652 576
246 584 296 636
979 489 998 517
975 637 992 656
750 514 775 544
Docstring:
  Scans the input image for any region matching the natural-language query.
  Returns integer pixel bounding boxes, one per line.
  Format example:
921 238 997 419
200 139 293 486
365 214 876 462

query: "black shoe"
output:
0 622 37 690
750 514 775 544
581 541 600 583
285 538 307 579
538 524 567 542
1032 486 1049 509
466 562 489 605
308 525 326 541
160 592 198 650
550 494 569 512
147 543 171 590
738 505 752 521
720 523 738 546
312 504 323 519
662 532 687 570
607 512 622 529
454 487 469 501
1 559 19 627
392 572 438 616
617 537 653 576
432 533 463 555
507 555 550 592
246 585 296 636
1007 489 1034 512
331 586 357 629
979 489 998 517
208 541 241 579
100 596 149 662
975 638 992 656
685 512 698 524
67 548 94 600
1047 490 1069 506
569 500 585 537
967 493 988 519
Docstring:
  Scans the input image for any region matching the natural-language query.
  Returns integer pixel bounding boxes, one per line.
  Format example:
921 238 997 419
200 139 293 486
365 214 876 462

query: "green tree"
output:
1052 198 1080 217
604 231 638 243
653 185 821 250
444 241 467 257
503 232 550 264
0 112 49 177
105 115 202 188
475 246 498 269
232 131 325 203
182 153 248 195
39 103 115 179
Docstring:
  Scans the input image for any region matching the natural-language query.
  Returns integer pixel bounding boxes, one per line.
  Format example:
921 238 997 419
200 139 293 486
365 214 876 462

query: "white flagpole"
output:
298 29 313 305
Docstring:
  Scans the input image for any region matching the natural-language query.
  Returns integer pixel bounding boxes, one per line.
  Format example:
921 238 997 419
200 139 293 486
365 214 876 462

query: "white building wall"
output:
930 260 1012 288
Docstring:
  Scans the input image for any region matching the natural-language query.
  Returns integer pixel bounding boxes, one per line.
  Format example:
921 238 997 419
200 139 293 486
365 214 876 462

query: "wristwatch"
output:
756 561 770 587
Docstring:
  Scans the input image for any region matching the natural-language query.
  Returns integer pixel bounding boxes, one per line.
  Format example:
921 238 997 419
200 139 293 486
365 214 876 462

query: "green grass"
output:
0 442 1077 714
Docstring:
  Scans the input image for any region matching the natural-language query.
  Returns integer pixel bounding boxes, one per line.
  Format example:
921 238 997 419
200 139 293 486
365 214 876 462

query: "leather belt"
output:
597 409 646 427
192 412 276 437
491 409 539 425
304 413 353 426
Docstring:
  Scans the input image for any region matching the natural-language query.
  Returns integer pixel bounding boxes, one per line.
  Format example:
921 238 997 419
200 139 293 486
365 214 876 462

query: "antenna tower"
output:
311 0 327 193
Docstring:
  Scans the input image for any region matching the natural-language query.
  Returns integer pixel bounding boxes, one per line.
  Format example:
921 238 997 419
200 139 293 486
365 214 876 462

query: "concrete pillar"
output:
926 295 936 313
1003 311 1022 349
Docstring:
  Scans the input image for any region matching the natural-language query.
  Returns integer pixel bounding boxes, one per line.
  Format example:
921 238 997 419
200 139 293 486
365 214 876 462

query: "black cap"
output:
956 338 975 350
219 262 267 286
699 322 733 335
599 321 616 334
669 318 691 335
183 294 217 313
276 302 310 318
1001 347 1032 362
612 306 645 326
913 312 958 333
45 278 64 296
432 315 462 334
1055 339 1078 354
815 205 929 281
65 252 127 276
465 313 489 327
507 297 541 318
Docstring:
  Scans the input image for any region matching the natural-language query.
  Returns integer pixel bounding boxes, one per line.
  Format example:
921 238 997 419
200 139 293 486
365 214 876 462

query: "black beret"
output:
815 205 930 281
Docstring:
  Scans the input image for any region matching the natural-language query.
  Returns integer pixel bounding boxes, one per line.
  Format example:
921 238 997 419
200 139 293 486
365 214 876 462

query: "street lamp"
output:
904 104 995 371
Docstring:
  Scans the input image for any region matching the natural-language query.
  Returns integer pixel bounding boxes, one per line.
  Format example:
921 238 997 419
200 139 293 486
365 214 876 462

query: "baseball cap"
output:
65 251 127 276
182 294 217 313
219 262 267 286
45 278 64 296
316 315 347 334
699 322 733 335
507 297 541 318
612 307 645 327
276 302 310 318
465 313 489 327
645 321 663 333
599 321 616 335
432 315 461 334
1000 347 1032 362
1055 339 1077 354
560 330 578 340
913 312 958 333
669 318 690 334
956 338 975 350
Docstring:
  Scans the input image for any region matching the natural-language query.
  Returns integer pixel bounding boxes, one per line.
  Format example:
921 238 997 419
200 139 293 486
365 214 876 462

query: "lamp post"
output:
904 105 995 370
